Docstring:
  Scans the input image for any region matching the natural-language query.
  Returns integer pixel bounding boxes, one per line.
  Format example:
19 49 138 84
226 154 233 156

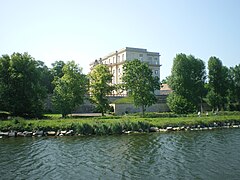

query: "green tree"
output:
0 52 47 117
207 57 229 111
228 64 240 110
37 60 54 94
167 92 195 114
168 54 206 113
88 64 114 116
122 59 160 116
52 61 87 118
51 60 65 79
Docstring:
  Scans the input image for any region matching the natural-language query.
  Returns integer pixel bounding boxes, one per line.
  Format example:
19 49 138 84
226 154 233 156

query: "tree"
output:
122 59 160 116
167 92 195 114
51 60 65 79
52 61 87 118
36 60 54 94
168 54 206 113
207 57 229 111
0 52 47 117
88 64 114 116
228 64 240 110
161 77 169 84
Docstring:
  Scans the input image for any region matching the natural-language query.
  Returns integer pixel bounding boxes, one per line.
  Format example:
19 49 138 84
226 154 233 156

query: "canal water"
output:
1 128 240 180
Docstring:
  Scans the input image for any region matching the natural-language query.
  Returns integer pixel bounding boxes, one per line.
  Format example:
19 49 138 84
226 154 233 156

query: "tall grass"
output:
0 112 240 135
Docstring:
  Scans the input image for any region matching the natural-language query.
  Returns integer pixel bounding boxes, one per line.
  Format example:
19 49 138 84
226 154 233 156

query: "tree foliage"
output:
37 60 54 94
51 60 65 79
227 64 240 110
52 61 87 118
122 59 160 116
168 54 206 113
0 53 47 117
88 64 114 116
207 57 229 110
167 92 195 114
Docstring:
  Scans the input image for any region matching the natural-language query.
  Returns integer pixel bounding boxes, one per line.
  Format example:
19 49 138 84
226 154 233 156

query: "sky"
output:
1 0 240 80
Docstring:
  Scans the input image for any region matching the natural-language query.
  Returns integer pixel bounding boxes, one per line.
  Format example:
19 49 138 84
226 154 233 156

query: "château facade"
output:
90 47 161 95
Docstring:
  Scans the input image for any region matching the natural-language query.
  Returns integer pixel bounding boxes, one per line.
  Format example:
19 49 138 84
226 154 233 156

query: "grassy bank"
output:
1 112 240 135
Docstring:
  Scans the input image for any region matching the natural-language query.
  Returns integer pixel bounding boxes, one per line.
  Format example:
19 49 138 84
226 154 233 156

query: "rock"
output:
166 127 173 131
149 127 159 132
23 131 33 137
138 128 143 132
17 132 24 137
59 133 64 136
173 127 180 131
180 126 185 130
232 125 239 128
66 130 74 136
47 131 56 136
60 131 67 135
56 130 60 136
35 130 45 136
8 131 17 137
159 129 167 132
0 136 2 138
0 132 9 136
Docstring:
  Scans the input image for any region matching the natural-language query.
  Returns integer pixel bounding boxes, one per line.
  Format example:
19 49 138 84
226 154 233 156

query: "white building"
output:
90 47 161 95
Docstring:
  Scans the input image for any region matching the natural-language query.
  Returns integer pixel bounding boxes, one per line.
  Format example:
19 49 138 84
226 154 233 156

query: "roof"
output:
160 84 172 95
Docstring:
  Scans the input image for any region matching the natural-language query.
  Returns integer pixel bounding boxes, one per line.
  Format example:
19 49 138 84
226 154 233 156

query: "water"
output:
1 129 240 180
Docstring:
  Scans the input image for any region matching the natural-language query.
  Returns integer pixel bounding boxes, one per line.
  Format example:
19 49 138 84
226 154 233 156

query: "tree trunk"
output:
141 105 145 117
200 98 203 113
62 113 66 118
101 107 104 116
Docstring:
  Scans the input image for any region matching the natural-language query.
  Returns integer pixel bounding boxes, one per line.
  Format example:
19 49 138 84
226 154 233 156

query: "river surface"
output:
1 128 240 180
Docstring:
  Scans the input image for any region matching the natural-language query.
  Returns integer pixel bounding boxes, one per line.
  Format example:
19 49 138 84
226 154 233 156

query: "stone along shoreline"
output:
1 120 240 138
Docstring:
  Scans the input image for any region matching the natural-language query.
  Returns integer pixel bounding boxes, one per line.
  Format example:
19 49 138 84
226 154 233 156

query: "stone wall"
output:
110 103 170 115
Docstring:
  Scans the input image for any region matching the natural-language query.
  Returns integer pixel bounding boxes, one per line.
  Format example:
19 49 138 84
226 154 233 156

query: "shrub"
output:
167 93 196 114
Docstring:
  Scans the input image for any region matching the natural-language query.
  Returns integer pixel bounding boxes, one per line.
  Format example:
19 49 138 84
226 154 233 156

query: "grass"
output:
0 112 240 135
112 96 134 104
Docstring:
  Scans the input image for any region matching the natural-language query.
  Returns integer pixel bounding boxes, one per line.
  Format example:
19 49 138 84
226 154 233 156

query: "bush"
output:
167 93 196 114
0 111 10 120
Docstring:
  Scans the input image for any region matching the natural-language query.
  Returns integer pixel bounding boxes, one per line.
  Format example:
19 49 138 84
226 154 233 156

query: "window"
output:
118 68 121 74
148 56 152 61
113 57 115 64
117 56 120 62
122 54 125 61
109 59 111 64
112 76 115 84
139 54 143 61
155 70 158 75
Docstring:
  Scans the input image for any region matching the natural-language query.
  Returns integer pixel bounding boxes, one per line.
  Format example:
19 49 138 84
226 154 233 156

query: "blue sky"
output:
1 0 240 80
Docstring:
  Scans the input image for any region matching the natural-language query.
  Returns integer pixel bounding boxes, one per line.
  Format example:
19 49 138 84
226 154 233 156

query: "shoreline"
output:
1 116 240 138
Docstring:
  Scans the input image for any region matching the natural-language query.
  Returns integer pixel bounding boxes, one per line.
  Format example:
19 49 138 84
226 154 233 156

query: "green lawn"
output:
0 112 240 135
